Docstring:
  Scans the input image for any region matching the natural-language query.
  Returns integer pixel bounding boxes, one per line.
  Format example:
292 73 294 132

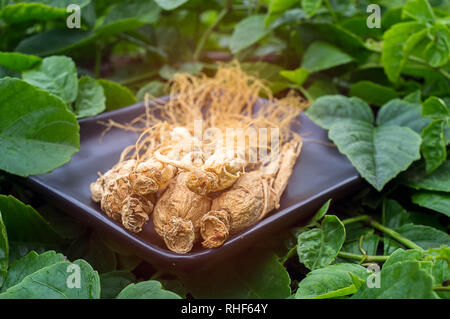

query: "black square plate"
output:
21 99 363 272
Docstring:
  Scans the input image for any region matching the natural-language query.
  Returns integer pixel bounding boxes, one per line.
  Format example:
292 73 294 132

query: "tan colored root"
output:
128 159 177 195
121 195 155 233
162 217 195 254
153 172 212 253
200 140 302 248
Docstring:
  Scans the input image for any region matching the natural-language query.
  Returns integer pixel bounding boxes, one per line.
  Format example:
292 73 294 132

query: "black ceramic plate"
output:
21 99 363 272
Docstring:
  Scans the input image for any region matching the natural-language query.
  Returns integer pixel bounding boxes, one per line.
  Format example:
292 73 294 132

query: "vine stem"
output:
433 285 450 292
338 251 389 263
324 0 338 23
342 215 424 251
193 5 229 61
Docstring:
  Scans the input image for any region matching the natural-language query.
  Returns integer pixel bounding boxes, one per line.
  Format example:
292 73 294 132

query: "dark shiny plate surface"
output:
21 99 363 272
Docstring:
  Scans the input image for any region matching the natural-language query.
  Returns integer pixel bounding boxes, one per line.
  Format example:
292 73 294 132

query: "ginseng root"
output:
200 139 302 248
153 172 212 253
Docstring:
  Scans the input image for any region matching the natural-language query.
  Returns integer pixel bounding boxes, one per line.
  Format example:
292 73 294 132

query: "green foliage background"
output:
0 0 449 299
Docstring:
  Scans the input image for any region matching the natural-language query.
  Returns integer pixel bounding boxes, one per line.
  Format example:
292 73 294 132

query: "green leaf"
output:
97 79 136 111
0 211 8 288
352 260 438 299
425 24 450 67
96 0 160 36
117 281 182 299
0 78 80 176
305 80 339 100
342 233 380 256
306 199 331 227
22 56 78 104
295 263 368 299
421 120 446 173
0 259 100 299
0 52 41 72
396 224 450 249
376 99 431 133
182 250 291 298
230 15 270 53
402 0 435 24
382 21 423 83
422 97 449 119
136 81 166 102
431 258 450 299
297 215 346 270
0 195 62 245
349 81 398 106
382 248 424 269
302 0 322 18
401 160 450 192
158 62 203 81
280 67 309 86
15 29 94 57
74 76 106 119
382 199 411 230
328 122 421 191
0 250 65 292
154 0 188 10
411 191 450 217
1 0 90 24
305 95 373 130
302 41 353 73
100 271 135 299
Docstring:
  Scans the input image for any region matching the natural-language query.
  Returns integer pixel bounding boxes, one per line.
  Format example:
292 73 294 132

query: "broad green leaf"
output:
15 29 94 56
302 0 322 18
154 0 188 10
396 224 450 249
382 199 410 230
22 56 78 104
402 0 435 23
98 79 136 111
422 96 449 119
295 263 368 299
1 0 90 24
241 62 288 93
37 204 87 240
305 80 339 100
0 78 80 176
383 248 424 269
421 120 446 173
181 250 291 298
401 160 450 192
431 258 450 299
403 90 422 104
230 15 269 53
74 76 106 119
280 67 309 86
0 259 100 299
306 95 373 129
411 191 450 217
0 195 62 245
297 215 346 270
352 260 438 299
0 52 41 72
0 250 65 292
117 280 181 299
302 41 353 73
329 122 421 191
136 81 166 101
349 81 398 106
267 0 298 17
0 211 8 288
425 24 450 67
382 21 423 83
100 271 135 299
96 0 160 36
376 99 431 133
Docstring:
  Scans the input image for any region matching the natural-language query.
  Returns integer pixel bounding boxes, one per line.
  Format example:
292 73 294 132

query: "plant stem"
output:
324 0 338 23
150 270 164 280
119 33 168 61
193 6 229 61
342 215 423 251
119 70 159 86
433 285 450 292
338 251 389 263
408 56 450 80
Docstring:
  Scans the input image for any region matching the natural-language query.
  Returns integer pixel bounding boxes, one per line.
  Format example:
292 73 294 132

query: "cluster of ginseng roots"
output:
90 62 308 254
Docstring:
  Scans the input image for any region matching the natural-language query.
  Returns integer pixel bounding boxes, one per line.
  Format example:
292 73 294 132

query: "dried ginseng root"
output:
200 139 302 248
153 172 212 253
90 159 155 233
